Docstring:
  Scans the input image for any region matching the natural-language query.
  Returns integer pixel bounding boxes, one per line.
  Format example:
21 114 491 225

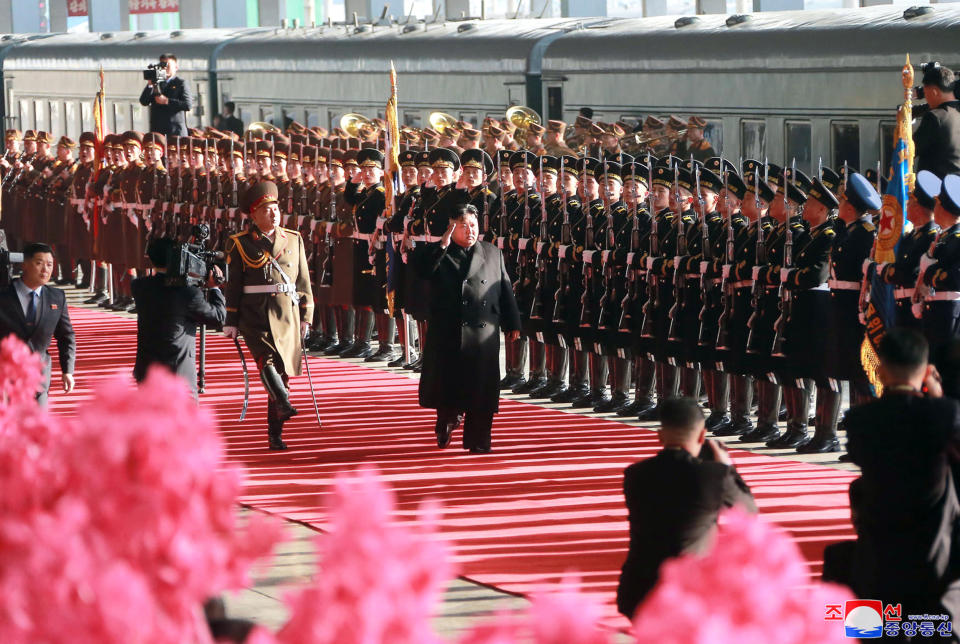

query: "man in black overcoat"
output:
412 204 521 453
132 238 227 399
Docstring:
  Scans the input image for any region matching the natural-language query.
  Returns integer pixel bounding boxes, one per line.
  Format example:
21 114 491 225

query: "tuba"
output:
505 105 541 145
339 113 375 139
245 121 281 139
428 111 458 136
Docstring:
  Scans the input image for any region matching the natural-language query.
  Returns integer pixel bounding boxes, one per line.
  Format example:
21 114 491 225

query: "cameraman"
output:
914 63 960 179
132 238 226 400
138 53 193 137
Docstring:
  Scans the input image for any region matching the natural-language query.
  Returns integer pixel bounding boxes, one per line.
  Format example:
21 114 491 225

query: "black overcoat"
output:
413 241 520 413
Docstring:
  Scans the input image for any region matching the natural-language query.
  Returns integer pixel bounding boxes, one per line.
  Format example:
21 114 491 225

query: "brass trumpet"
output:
245 121 281 137
340 113 376 138
428 111 458 135
506 104 541 144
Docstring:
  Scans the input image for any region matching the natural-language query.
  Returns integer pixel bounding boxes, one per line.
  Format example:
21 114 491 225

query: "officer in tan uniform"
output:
223 181 314 450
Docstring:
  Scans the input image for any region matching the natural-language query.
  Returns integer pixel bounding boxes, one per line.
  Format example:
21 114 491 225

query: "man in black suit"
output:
616 397 756 619
412 204 521 454
132 238 226 399
915 64 960 179
823 328 960 624
138 53 194 137
0 242 75 405
220 102 244 138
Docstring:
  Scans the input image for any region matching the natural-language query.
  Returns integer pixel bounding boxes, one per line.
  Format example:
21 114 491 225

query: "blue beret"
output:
915 170 942 210
845 172 882 212
941 174 960 217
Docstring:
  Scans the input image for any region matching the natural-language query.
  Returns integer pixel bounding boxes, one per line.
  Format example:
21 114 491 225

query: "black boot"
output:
741 379 780 443
267 404 288 451
261 365 298 422
797 386 842 454
767 385 810 449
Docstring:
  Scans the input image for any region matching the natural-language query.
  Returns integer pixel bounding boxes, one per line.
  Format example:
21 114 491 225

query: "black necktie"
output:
26 291 38 326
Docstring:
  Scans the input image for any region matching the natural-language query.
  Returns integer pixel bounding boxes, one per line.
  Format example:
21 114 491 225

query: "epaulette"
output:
863 222 876 233
824 228 836 236
375 186 385 193
281 226 301 236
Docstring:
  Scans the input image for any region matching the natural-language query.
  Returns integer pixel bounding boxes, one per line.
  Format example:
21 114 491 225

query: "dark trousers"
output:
437 407 495 450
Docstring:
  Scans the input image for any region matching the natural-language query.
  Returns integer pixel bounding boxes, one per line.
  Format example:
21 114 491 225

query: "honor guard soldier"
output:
323 149 359 357
223 180 314 450
45 136 78 284
543 120 575 158
65 133 97 290
828 172 880 409
341 147 389 360
915 173 960 362
878 170 942 329
137 132 168 267
386 149 423 366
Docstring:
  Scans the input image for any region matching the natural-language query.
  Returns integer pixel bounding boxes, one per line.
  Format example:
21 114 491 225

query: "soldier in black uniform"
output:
917 173 960 363
878 170 942 329
663 165 699 399
387 149 422 366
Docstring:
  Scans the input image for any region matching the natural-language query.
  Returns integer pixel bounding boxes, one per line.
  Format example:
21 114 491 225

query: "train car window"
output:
113 103 131 133
831 121 859 170
459 112 478 128
785 121 812 174
132 104 147 133
704 120 723 155
80 102 92 132
261 106 275 127
35 100 47 134
404 113 421 128
18 99 30 130
281 106 298 130
547 87 563 121
49 102 62 138
740 119 765 161
879 122 896 172
306 110 321 128
65 102 79 140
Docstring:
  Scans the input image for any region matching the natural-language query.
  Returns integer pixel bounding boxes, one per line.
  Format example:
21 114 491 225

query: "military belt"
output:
927 291 960 301
894 288 915 300
243 283 296 294
732 280 754 289
807 282 830 291
828 279 859 291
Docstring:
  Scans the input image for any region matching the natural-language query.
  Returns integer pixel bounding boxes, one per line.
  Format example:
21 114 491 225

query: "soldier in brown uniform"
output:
543 120 575 158
111 130 145 311
223 181 314 450
0 128 21 179
44 136 78 284
16 131 54 248
138 132 169 262
84 134 117 305
65 133 96 289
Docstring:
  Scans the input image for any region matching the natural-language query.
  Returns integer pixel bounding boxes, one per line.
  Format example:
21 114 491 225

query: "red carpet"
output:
50 305 857 626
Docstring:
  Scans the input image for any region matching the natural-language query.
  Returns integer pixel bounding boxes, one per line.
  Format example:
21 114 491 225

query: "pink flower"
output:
276 467 453 644
0 334 43 406
631 509 854 644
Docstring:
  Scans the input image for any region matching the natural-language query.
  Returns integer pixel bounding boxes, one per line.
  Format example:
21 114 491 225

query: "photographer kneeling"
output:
132 238 226 400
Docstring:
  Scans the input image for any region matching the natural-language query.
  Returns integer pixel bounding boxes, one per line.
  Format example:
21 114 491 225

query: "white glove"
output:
780 268 791 284
875 262 887 276
300 321 310 339
646 256 655 270
223 326 239 340
674 255 683 270
721 264 731 280
699 260 709 275
919 253 936 273
912 302 924 320
751 266 761 280
861 258 874 276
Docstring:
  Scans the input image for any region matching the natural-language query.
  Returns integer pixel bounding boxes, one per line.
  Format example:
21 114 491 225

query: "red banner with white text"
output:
68 0 180 17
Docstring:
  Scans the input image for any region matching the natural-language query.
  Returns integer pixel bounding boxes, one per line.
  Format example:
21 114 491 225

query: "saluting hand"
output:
440 221 457 249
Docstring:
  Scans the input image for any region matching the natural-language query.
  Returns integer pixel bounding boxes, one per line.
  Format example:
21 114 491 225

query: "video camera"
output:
143 60 168 84
164 224 227 288
0 231 22 288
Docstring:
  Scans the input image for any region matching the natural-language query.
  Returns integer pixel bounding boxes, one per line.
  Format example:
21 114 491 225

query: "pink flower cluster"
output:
0 347 283 644
631 508 854 643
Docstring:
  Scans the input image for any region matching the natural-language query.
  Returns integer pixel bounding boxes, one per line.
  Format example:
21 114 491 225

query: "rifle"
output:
497 157 507 245
319 147 337 286
530 155 548 319
771 159 796 357
667 163 687 341
640 156 658 338
694 164 714 346
515 154 532 293
552 155 571 323
745 170 767 353
481 160 490 236
597 162 614 329
578 190 596 328
715 165 736 349
618 187 641 331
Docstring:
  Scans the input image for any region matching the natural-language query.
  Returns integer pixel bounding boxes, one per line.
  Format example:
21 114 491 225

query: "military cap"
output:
645 154 660 167
343 150 360 166
528 123 545 136
616 120 634 135
784 167 813 195
5 129 20 141
461 128 481 142
496 149 513 167
643 115 664 129
422 128 440 143
597 122 624 137
705 156 739 178
122 131 142 147
57 136 77 149
606 151 634 165
256 140 273 158
600 160 622 183
429 147 460 170
301 145 317 164
287 121 307 135
742 159 765 183
330 149 344 167
192 137 208 154
581 156 602 178
241 180 279 214
547 120 566 134
807 178 839 209
509 149 538 171
915 170 941 210
143 132 166 152
273 139 290 160
561 155 580 177
724 172 748 201
79 132 97 148
623 162 649 186
939 174 960 217
588 122 605 137
330 127 348 139
311 126 329 138
574 115 593 129
698 168 723 194
845 172 883 212
178 136 190 151
539 155 560 176
37 131 53 144
188 128 204 138
456 120 472 130
485 124 505 138
864 168 889 194
658 154 682 170
785 181 808 206
820 167 842 195
667 115 685 130
290 132 308 146
399 149 418 167
461 148 494 175
687 115 708 129
676 167 694 194
105 134 120 150
416 151 431 167
767 164 784 188
357 147 384 168
23 130 36 142
683 158 704 174
746 176 775 204
652 164 674 188
244 141 256 158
